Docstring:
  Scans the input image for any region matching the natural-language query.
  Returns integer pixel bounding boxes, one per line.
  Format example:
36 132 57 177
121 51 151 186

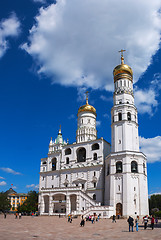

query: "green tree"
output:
149 194 161 214
18 191 38 213
0 192 11 212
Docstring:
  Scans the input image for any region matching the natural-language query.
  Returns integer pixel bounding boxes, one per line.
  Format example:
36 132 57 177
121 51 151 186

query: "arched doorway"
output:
70 194 77 212
77 148 86 162
44 195 49 213
116 203 122 216
52 194 66 213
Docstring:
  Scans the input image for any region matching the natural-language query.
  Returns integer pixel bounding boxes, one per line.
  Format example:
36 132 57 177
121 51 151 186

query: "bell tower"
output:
111 49 139 152
76 92 97 143
105 50 149 218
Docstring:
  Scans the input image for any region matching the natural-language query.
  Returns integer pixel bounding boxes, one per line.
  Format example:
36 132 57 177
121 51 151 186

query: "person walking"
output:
143 215 148 229
135 216 139 232
127 216 134 232
19 212 21 219
151 216 155 230
80 216 85 227
112 215 116 223
155 217 158 225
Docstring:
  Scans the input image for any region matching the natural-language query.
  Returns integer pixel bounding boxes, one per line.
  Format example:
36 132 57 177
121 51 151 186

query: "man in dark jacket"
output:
127 216 134 232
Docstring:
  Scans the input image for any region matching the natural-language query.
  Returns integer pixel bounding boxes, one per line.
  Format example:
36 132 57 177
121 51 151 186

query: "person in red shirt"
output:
151 216 155 230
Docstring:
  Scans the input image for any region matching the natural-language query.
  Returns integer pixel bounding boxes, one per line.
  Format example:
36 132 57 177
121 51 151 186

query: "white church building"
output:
38 53 149 218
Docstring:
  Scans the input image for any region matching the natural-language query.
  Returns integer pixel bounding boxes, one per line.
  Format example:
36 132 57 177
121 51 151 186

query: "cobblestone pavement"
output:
0 215 160 240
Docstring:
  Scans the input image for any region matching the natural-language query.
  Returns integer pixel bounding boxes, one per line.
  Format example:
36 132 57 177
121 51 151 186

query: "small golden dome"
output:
78 103 96 115
78 91 96 115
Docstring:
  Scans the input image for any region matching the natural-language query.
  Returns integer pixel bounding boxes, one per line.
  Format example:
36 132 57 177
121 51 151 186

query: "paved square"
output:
0 215 160 239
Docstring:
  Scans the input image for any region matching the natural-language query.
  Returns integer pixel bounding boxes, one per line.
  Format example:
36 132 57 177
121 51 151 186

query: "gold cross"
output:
118 49 126 57
85 91 89 104
118 49 126 64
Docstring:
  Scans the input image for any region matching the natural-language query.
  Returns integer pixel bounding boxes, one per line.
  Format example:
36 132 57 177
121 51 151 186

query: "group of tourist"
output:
80 214 100 226
127 215 158 232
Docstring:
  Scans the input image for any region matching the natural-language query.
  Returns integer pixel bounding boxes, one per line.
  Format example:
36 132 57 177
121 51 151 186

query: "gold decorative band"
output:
114 73 133 83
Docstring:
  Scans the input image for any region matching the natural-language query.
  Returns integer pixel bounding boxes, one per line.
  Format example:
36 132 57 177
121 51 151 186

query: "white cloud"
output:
0 181 7 186
0 176 5 179
33 0 46 3
96 120 101 127
0 167 21 175
103 113 109 119
134 72 161 115
68 114 75 119
26 184 39 189
100 95 113 102
139 136 161 163
0 14 20 58
134 88 158 115
22 0 161 91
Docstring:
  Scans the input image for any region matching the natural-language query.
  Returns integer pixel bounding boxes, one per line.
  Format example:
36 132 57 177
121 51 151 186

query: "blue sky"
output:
0 0 161 195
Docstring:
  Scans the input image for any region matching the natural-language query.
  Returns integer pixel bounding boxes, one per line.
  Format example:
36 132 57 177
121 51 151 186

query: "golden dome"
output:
113 50 133 82
78 103 96 115
113 63 133 77
78 91 96 115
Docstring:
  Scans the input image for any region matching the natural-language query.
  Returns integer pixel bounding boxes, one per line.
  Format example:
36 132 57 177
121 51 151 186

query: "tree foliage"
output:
0 192 11 212
17 191 38 213
149 194 161 216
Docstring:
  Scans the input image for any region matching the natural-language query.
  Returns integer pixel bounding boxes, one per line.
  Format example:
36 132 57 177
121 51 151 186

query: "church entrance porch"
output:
52 194 66 213
70 194 77 214
116 203 122 216
44 195 49 213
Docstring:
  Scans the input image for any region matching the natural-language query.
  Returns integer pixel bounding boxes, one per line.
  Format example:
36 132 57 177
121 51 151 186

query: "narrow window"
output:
94 171 96 176
93 194 96 200
143 163 146 175
116 161 122 173
94 182 96 188
127 112 131 121
118 113 122 121
66 157 69 164
93 153 97 160
118 185 120 191
131 161 138 173
82 184 84 189
107 164 110 176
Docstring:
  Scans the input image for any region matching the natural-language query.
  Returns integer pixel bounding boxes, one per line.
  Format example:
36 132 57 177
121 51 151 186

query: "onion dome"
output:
56 125 64 144
78 91 96 116
113 50 133 82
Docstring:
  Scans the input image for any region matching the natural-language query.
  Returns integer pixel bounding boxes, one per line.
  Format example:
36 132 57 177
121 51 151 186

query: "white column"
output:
66 195 71 215
40 194 45 215
49 195 53 215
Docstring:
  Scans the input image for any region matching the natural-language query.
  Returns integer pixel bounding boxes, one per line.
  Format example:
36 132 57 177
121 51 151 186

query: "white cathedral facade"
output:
38 54 149 218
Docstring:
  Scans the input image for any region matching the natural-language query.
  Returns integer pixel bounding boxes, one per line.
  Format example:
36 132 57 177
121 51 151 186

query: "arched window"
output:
93 153 97 160
77 148 86 162
118 113 122 121
42 161 46 165
116 161 122 173
94 171 96 176
127 112 131 121
92 143 99 150
52 158 57 171
65 148 71 155
131 161 138 173
93 194 96 200
66 157 69 164
143 163 145 175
